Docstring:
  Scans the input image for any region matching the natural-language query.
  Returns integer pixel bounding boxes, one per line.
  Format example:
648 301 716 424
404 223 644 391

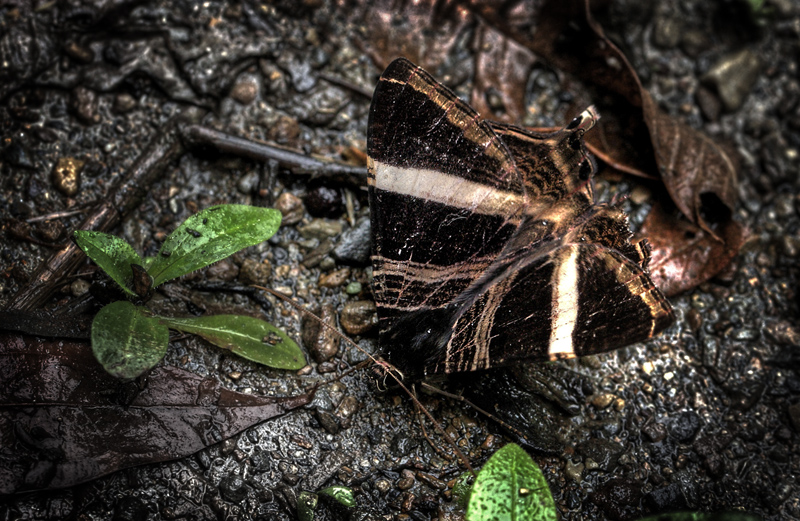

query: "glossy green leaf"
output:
147 205 282 287
74 231 144 297
466 444 556 521
297 491 318 521
91 301 169 379
158 314 306 370
319 486 356 508
637 513 762 521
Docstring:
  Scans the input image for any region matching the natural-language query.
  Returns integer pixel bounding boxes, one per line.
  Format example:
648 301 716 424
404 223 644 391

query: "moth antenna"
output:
252 285 477 476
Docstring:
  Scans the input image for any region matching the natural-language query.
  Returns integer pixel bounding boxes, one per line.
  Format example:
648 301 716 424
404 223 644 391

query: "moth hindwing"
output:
367 57 674 383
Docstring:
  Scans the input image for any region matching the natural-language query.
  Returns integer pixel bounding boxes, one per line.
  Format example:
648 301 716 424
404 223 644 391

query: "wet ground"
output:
1 1 799 520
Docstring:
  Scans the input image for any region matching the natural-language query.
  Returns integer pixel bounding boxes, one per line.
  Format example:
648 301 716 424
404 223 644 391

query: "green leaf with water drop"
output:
147 205 282 287
91 301 169 379
158 314 305 370
319 486 356 508
466 443 556 521
74 230 144 297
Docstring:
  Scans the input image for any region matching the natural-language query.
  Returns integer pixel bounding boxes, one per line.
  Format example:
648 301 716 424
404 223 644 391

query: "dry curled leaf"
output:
0 333 313 493
640 204 746 297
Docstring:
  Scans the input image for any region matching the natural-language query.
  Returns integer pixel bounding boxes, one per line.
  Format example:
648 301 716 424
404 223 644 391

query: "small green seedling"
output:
464 443 762 521
466 443 556 521
297 486 356 521
74 204 306 379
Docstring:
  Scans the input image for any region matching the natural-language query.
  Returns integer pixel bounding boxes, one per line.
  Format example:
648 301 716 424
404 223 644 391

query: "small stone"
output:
696 85 722 122
230 76 259 104
565 460 584 482
577 439 624 472
680 29 710 58
228 371 242 380
206 258 239 281
397 470 415 490
591 393 615 409
642 422 667 442
340 300 377 335
629 185 651 205
613 398 626 411
64 41 95 63
669 411 701 442
70 86 100 124
34 220 66 242
345 281 362 295
297 219 342 240
238 258 272 285
274 192 305 225
702 49 761 112
417 472 446 490
333 218 371 265
301 239 334 268
219 475 248 503
70 279 91 297
374 479 391 494
52 157 85 196
319 268 350 288
113 93 136 113
304 186 344 217
301 304 340 363
335 395 359 429
237 171 260 194
652 16 681 48
266 114 300 146
315 409 339 434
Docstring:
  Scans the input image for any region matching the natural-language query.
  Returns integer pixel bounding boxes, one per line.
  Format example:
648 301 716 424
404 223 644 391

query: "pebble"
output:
333 218 371 265
335 395 359 429
238 258 271 285
652 15 681 48
319 267 350 288
206 258 239 282
301 304 340 363
340 300 377 335
237 170 260 194
577 439 624 472
591 393 615 409
274 192 305 225
565 460 584 482
52 157 84 196
70 278 91 297
63 41 94 63
34 220 66 242
702 49 761 112
669 411 701 442
304 186 344 217
69 86 100 124
297 219 342 240
374 478 391 494
230 75 259 105
643 422 667 442
113 93 136 113
397 470 415 490
345 281 362 295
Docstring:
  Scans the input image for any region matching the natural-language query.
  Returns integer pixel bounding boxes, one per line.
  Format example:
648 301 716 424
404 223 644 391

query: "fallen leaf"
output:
639 203 746 297
0 333 313 493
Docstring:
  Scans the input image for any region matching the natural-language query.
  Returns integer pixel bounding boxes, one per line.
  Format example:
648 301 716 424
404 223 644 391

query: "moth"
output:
367 58 674 384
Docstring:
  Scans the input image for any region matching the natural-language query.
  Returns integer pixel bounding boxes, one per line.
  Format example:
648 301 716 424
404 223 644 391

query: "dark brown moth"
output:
367 58 674 384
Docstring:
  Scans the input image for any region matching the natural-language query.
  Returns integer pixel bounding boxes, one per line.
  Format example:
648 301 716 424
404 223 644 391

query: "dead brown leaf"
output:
640 203 746 297
0 333 313 493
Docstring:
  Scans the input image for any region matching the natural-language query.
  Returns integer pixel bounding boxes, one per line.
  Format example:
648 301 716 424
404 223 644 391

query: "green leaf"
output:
638 513 762 521
319 486 356 508
466 444 556 521
91 301 169 379
147 205 282 287
297 491 318 521
74 230 144 297
158 314 306 370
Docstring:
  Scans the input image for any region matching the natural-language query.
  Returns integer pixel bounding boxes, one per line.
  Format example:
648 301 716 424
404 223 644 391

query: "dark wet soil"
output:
1 1 799 520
